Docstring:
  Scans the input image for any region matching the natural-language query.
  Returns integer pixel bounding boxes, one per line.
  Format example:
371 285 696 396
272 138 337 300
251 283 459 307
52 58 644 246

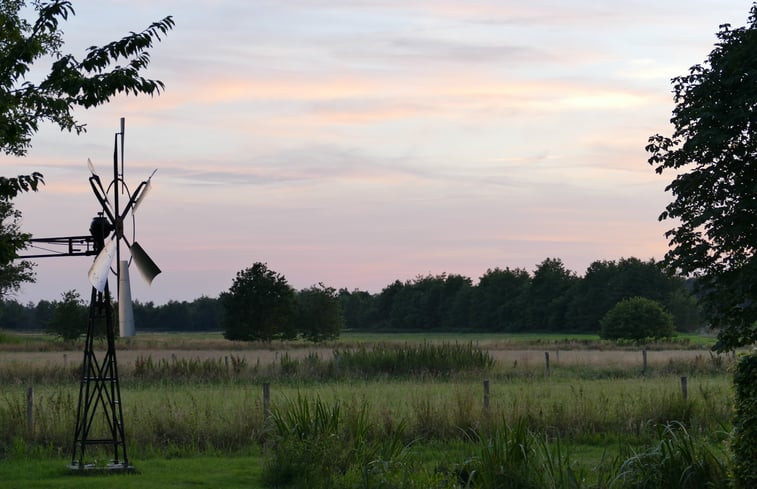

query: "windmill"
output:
22 118 160 472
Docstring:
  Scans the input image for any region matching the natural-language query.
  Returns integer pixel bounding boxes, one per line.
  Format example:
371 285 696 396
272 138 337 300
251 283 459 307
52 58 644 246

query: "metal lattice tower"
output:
69 216 130 471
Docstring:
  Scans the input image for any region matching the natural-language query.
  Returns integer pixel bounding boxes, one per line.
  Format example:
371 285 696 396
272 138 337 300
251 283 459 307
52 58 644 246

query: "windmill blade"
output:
132 176 153 214
87 159 112 210
120 169 157 218
129 241 161 285
118 260 136 337
88 236 117 292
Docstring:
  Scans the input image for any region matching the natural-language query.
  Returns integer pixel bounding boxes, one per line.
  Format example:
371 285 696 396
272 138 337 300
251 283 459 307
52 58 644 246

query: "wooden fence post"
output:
263 382 271 421
545 351 551 376
483 379 490 413
681 376 688 400
26 386 33 433
642 350 648 375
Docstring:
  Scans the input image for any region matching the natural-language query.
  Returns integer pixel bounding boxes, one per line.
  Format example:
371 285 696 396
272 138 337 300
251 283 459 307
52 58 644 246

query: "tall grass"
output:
133 354 249 382
453 420 596 489
2 344 732 386
0 373 733 460
260 399 729 489
262 396 423 488
0 329 22 344
333 342 495 377
613 422 729 488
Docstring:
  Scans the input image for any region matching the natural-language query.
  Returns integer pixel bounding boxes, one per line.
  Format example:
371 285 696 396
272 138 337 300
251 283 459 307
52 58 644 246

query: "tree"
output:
45 289 86 340
0 297 32 329
646 5 757 351
220 262 295 341
1 1 174 156
565 258 698 332
526 258 577 330
0 181 44 302
294 283 343 342
187 296 221 331
338 288 377 330
0 198 35 296
472 267 530 331
0 1 173 295
599 297 675 341
377 273 474 331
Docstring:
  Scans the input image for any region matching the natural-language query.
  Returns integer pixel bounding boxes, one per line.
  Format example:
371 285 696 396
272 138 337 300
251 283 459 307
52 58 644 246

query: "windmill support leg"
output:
69 285 134 473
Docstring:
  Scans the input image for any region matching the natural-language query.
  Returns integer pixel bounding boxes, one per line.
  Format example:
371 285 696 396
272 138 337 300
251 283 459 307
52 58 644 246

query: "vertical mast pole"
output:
113 135 120 275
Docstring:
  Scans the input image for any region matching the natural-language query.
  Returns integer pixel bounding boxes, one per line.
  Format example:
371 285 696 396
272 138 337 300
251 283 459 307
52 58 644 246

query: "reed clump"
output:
132 354 249 382
333 342 495 378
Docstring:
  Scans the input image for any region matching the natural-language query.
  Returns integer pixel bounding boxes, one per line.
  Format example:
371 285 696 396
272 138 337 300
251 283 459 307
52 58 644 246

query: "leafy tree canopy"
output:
0 0 174 157
647 4 757 351
295 283 343 342
0 198 34 296
220 262 296 342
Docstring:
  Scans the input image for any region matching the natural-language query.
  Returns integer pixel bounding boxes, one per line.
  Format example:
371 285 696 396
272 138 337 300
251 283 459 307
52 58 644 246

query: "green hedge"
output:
732 351 757 488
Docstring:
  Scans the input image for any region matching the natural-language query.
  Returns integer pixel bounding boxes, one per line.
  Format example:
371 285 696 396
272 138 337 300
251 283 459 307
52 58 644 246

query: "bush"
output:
44 290 87 341
732 351 757 488
600 297 675 340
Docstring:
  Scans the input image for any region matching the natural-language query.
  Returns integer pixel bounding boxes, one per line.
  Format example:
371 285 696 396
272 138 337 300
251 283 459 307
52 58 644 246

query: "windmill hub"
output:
89 214 113 250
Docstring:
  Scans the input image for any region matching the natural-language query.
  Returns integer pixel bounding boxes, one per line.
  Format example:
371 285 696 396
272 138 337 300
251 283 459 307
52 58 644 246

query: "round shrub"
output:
599 297 675 340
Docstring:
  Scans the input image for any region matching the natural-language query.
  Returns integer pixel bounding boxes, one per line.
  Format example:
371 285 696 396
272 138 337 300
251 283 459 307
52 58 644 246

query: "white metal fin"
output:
130 241 161 285
87 236 117 292
118 260 136 337
132 179 151 214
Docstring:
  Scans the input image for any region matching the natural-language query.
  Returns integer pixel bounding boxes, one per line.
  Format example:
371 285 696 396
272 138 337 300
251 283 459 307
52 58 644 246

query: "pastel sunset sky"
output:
5 1 751 304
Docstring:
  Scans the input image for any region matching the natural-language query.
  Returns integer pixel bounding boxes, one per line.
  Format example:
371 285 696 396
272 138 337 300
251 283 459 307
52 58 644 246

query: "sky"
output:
3 0 753 305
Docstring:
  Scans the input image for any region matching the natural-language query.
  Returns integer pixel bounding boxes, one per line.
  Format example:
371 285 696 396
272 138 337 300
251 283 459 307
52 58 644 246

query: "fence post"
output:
263 382 271 421
26 386 33 434
681 376 688 400
545 351 551 376
63 353 67 369
642 350 648 375
483 379 490 413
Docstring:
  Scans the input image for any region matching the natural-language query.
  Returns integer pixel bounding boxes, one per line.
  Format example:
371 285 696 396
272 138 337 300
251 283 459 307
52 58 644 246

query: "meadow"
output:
0 331 737 488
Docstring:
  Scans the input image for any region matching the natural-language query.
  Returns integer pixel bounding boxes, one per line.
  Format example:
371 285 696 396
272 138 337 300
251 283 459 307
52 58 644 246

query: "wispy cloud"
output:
6 0 750 303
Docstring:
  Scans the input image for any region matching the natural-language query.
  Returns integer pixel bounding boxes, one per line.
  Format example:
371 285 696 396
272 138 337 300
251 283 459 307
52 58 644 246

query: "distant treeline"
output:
0 257 704 333
0 296 223 332
340 257 703 333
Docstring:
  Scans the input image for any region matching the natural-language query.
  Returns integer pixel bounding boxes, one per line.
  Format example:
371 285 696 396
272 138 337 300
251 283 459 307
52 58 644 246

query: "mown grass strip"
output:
0 454 264 489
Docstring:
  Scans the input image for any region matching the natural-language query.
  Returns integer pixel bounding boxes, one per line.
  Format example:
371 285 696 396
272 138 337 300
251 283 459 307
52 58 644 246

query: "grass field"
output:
0 330 719 351
0 454 264 489
0 330 737 488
